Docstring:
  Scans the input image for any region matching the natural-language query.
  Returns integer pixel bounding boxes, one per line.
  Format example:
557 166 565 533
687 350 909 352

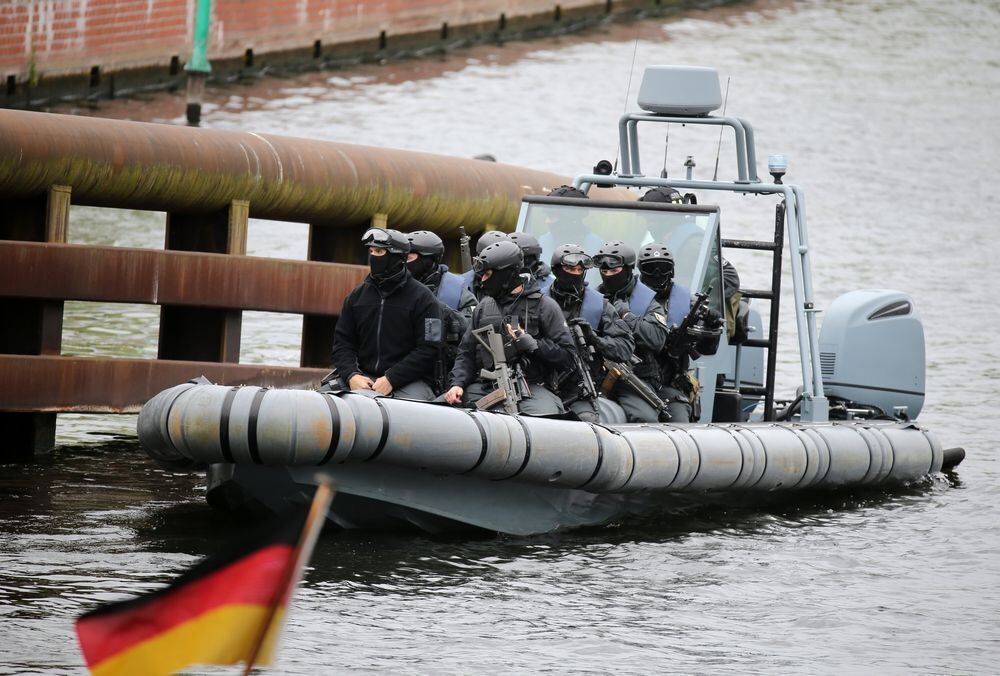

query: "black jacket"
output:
548 283 635 363
448 281 574 388
331 270 442 388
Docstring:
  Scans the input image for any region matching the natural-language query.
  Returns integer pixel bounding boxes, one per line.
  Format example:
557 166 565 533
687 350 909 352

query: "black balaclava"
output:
370 251 406 285
640 270 673 296
480 267 520 299
553 265 586 296
406 254 437 283
523 253 540 277
601 266 634 295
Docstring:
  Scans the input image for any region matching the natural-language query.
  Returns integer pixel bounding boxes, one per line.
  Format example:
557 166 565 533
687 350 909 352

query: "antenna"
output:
660 123 670 178
613 29 641 175
711 76 731 182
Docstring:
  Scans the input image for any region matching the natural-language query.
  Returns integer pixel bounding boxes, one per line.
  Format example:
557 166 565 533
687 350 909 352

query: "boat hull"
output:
139 383 946 534
207 462 663 535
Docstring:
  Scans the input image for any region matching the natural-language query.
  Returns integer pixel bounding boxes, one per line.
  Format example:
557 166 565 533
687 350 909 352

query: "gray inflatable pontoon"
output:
138 383 949 535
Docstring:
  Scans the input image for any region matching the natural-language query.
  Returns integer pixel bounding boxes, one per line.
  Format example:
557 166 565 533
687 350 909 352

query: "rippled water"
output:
3 0 1000 672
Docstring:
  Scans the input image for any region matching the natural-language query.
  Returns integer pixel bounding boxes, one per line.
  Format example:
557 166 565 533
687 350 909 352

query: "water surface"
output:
3 0 999 672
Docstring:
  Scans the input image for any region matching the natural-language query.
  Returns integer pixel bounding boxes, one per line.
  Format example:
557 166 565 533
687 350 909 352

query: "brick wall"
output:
1 0 191 77
1 0 607 81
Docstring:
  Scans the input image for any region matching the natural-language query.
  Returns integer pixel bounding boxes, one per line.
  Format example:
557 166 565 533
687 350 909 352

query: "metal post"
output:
0 185 71 456
185 0 213 126
159 200 246 363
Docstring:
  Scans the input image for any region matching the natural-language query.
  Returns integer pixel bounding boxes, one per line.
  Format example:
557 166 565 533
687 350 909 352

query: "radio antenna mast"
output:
712 76 731 182
614 30 641 175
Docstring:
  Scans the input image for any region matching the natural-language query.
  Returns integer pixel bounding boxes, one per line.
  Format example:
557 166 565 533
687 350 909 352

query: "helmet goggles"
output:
555 252 593 269
361 227 410 254
638 259 674 276
593 253 626 270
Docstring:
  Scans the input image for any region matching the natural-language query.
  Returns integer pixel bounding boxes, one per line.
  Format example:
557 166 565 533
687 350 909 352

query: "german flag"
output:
75 481 333 676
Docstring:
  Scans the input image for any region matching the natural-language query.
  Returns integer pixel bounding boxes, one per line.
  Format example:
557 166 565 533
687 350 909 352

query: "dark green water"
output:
3 0 999 672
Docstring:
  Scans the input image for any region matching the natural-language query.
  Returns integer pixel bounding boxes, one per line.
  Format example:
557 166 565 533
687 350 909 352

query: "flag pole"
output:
242 477 335 675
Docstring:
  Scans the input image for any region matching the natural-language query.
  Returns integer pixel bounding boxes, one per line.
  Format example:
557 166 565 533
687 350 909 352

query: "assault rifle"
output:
601 356 673 423
459 226 473 274
665 288 715 360
559 321 600 410
471 324 529 415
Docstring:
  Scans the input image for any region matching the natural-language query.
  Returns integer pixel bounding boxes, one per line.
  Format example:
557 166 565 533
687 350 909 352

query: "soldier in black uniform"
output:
444 240 575 415
543 244 634 422
406 230 478 392
594 240 675 422
627 243 723 422
329 228 443 401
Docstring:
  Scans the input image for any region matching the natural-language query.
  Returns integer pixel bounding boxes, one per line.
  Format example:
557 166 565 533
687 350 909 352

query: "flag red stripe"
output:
76 543 294 667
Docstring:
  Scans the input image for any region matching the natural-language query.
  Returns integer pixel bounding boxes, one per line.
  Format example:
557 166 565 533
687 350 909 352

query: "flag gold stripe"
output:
90 604 286 676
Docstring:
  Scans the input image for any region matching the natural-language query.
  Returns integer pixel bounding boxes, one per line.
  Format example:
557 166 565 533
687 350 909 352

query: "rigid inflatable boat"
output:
138 66 963 535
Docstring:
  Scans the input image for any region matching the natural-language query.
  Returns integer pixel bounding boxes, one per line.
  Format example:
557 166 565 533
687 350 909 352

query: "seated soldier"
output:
543 244 634 422
443 240 574 416
594 240 671 422
329 228 442 401
406 230 478 392
631 243 723 422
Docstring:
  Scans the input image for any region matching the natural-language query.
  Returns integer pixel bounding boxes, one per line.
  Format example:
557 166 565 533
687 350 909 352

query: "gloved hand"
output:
702 307 724 329
612 300 638 327
688 307 724 337
512 331 538 354
506 323 537 354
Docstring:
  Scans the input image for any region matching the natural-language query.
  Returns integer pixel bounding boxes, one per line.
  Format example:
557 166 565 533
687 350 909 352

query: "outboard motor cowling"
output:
818 290 925 418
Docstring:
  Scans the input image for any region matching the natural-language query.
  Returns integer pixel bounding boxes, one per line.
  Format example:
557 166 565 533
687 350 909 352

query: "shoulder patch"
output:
653 312 668 326
424 317 443 343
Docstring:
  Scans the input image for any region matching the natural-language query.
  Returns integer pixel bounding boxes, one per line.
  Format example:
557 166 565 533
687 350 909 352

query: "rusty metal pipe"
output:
0 110 627 236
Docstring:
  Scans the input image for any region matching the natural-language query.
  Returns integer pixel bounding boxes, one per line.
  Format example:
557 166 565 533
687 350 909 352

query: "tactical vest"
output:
665 283 691 327
629 280 657 317
544 285 603 330
436 270 465 310
655 283 695 386
473 293 542 370
459 269 475 293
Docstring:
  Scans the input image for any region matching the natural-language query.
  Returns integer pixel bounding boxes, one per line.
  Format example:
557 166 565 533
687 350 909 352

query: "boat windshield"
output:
516 198 723 310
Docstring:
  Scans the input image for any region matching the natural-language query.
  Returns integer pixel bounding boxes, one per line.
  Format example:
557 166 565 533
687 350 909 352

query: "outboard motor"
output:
818 290 925 419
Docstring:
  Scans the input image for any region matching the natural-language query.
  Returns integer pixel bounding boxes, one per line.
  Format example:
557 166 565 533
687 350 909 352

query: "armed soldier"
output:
329 228 443 401
628 242 723 422
406 230 478 392
543 244 634 422
593 240 674 421
444 240 575 415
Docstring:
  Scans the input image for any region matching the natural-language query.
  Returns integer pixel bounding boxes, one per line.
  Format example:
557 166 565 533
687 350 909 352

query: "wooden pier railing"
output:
0 109 589 457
